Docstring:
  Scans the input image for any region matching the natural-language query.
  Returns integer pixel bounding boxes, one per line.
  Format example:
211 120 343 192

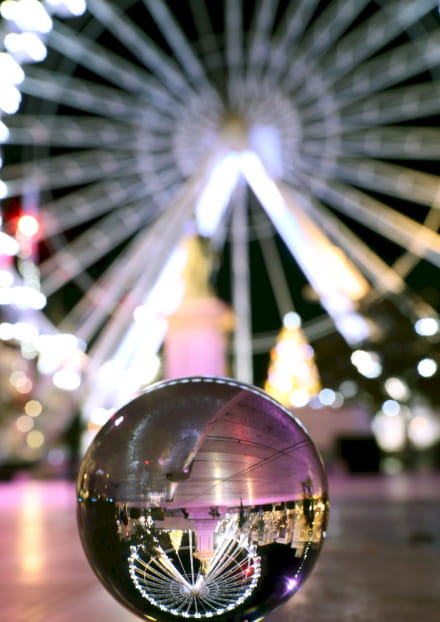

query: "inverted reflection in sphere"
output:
77 376 329 621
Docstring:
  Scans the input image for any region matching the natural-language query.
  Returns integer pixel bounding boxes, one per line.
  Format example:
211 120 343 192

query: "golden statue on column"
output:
164 235 234 379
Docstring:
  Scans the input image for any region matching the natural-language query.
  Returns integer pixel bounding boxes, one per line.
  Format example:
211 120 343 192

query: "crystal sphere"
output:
77 376 329 622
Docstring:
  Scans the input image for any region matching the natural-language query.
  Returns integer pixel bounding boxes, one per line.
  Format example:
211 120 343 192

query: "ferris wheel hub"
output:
221 114 248 151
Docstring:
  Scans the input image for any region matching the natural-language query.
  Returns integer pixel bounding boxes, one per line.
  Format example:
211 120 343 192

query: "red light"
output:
16 214 40 238
144 459 150 465
243 564 254 577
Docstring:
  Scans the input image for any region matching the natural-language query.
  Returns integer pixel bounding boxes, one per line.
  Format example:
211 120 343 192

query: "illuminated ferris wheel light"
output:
0 0 438 414
128 529 261 619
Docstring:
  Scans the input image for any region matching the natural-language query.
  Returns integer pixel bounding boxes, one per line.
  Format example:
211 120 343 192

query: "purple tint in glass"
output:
77 376 329 622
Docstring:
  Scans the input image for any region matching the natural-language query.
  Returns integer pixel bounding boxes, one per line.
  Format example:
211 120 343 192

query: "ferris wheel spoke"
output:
302 126 440 161
135 550 192 588
284 0 370 91
172 550 191 579
240 153 369 313
187 531 197 586
47 22 180 112
187 0 225 78
327 31 440 107
310 0 438 87
20 67 166 124
3 114 141 149
41 176 150 236
297 152 440 209
283 183 407 296
231 181 253 384
265 0 319 82
207 542 245 580
87 166 214 370
40 198 155 296
1 148 138 198
304 157 440 210
251 206 295 318
392 209 440 279
59 224 173 338
86 0 197 102
142 0 219 103
199 591 237 609
306 175 440 268
245 0 280 89
225 0 244 106
154 552 193 589
306 81 440 130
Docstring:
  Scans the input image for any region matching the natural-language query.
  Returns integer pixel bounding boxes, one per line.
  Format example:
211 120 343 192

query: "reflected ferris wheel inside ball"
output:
76 377 329 622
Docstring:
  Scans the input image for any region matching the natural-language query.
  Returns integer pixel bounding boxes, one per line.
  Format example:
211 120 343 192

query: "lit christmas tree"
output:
265 312 321 408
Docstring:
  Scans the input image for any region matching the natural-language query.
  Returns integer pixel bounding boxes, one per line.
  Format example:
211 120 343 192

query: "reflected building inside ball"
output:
77 377 329 621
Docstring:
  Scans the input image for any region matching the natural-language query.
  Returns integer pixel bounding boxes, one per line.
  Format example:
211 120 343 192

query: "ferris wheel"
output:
128 530 260 619
1 0 439 419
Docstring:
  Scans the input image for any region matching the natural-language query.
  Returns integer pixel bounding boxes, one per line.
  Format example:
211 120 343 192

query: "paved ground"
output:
1 472 439 622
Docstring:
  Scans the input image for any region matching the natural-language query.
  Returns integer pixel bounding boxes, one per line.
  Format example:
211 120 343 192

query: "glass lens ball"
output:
77 376 329 622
